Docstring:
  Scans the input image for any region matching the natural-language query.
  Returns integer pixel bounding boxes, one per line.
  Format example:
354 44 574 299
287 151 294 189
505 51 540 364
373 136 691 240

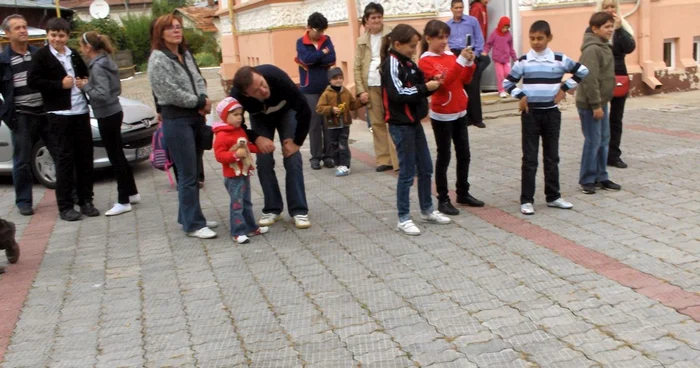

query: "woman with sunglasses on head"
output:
76 31 140 217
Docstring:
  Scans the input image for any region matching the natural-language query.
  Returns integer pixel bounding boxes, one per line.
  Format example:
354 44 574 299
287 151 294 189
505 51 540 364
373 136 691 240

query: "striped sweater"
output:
503 48 589 109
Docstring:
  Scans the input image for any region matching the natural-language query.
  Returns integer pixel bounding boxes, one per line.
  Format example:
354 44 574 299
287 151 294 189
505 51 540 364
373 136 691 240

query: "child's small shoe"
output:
499 92 508 98
335 166 350 177
247 226 269 237
233 235 250 244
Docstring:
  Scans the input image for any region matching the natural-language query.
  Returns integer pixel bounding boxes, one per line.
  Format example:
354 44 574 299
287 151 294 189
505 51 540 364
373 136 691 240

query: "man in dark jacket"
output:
231 65 312 230
0 14 51 217
295 12 335 170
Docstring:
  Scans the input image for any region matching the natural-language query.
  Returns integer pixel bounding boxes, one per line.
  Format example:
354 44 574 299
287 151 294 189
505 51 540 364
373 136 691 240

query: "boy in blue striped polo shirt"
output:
504 20 589 215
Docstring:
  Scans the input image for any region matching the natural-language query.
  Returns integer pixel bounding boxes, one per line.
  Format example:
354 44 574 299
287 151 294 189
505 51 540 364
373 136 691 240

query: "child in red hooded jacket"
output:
213 97 267 244
484 16 518 97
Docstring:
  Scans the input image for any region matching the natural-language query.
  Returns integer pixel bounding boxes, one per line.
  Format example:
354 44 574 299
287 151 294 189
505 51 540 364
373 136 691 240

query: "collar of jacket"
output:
301 31 328 46
0 44 38 64
358 25 392 45
88 52 108 68
160 47 188 61
389 48 415 66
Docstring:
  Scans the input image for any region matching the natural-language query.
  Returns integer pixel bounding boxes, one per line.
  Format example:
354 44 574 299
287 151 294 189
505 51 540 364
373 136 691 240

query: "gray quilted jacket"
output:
147 49 207 118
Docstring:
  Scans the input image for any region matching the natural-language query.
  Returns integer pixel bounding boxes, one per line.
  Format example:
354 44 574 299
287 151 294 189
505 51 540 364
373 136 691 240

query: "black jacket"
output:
380 49 432 125
585 27 636 76
27 46 89 112
0 45 40 129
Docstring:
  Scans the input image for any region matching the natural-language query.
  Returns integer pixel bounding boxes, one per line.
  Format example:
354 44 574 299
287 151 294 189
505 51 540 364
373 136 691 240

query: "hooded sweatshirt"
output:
213 98 259 178
576 33 615 110
483 17 518 64
584 0 636 76
82 53 122 119
418 51 475 121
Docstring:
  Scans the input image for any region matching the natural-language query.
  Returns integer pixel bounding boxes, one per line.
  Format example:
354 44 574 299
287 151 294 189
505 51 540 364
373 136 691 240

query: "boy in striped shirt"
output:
503 20 589 215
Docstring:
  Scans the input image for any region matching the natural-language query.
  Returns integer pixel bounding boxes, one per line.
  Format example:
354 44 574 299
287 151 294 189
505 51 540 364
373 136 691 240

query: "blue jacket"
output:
0 45 39 130
295 32 336 95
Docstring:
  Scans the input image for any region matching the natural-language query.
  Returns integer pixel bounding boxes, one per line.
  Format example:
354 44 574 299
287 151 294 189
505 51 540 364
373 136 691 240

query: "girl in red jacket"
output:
418 20 484 216
213 97 267 244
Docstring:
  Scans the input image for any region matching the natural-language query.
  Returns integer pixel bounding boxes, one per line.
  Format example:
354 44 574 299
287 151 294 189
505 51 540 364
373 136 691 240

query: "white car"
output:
0 97 157 189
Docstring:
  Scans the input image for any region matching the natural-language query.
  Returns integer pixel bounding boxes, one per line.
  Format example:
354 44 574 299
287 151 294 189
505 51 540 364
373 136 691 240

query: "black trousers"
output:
47 113 94 212
431 117 471 202
608 95 627 163
465 54 491 125
329 126 351 167
521 108 561 204
98 111 138 204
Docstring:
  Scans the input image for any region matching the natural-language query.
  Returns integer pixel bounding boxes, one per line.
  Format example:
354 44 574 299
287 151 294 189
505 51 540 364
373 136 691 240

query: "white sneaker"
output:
499 92 508 98
234 235 250 244
397 220 421 236
521 203 535 215
420 210 452 224
206 221 219 228
335 166 350 177
547 198 573 209
294 214 311 229
248 226 269 236
105 203 132 216
259 213 282 226
187 227 217 239
129 194 141 204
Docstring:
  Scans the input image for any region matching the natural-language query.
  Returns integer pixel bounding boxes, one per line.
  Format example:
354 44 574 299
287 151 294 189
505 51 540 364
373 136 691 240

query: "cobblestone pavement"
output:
1 72 700 367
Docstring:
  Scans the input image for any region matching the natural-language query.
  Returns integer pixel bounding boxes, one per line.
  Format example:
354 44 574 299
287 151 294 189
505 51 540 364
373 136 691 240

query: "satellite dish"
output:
89 0 110 19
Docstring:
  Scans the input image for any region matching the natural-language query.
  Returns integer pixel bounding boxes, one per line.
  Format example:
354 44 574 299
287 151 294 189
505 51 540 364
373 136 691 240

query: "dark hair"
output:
307 12 328 30
380 24 421 63
450 0 464 7
80 31 115 54
45 17 70 34
421 20 450 55
233 66 258 94
363 2 384 22
590 11 614 29
529 20 551 37
150 14 186 51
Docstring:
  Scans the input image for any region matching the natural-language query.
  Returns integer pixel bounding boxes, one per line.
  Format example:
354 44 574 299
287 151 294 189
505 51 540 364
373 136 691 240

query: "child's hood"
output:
495 17 511 36
581 32 611 52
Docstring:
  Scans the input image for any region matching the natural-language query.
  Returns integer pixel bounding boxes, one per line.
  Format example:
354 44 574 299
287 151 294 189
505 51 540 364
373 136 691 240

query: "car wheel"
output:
31 140 56 189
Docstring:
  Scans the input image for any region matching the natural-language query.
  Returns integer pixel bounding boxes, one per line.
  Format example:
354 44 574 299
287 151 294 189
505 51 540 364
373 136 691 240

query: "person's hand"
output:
593 107 604 120
461 47 475 61
75 78 87 89
235 147 248 158
322 48 330 55
426 80 441 91
62 76 74 89
359 92 369 104
554 89 566 104
481 52 488 57
612 13 622 29
282 139 300 158
255 136 276 153
519 96 529 113
199 98 212 116
332 107 341 115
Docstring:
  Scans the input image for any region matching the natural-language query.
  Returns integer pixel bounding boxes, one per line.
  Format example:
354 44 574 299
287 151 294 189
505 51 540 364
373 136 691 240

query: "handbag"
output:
613 75 630 98
196 122 214 151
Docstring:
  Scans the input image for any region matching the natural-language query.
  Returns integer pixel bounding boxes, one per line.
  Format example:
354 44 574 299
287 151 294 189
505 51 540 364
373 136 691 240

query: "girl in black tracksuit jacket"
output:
379 24 450 236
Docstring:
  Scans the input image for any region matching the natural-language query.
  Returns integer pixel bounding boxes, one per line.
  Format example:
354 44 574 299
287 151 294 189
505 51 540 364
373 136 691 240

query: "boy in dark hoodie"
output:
576 12 619 195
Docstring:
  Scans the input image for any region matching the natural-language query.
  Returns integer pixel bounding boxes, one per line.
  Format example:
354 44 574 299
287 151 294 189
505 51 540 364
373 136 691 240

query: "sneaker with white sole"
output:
294 214 311 229
187 227 217 239
520 203 535 215
397 220 421 235
420 210 452 224
335 166 350 177
259 213 282 226
547 198 573 209
233 235 250 244
206 221 219 228
499 92 508 98
105 203 132 216
129 194 141 204
248 226 269 237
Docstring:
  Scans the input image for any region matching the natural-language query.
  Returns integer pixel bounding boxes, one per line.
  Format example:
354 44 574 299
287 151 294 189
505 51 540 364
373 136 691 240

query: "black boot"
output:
438 200 459 215
456 193 485 207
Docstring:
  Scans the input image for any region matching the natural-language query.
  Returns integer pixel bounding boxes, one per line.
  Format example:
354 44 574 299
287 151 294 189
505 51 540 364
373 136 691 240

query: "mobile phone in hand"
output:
466 34 472 50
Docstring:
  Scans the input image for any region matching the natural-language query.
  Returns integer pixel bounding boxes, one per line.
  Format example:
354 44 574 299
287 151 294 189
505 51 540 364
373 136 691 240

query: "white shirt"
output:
49 45 89 116
367 33 383 87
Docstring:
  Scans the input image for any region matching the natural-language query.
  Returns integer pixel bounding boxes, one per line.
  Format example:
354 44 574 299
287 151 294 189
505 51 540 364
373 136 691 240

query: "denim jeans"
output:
11 112 51 210
521 108 562 204
162 116 207 232
225 176 257 237
250 109 308 217
389 124 434 223
431 117 470 202
578 105 610 185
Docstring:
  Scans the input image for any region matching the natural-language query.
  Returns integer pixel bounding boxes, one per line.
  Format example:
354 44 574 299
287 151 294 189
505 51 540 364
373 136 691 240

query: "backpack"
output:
150 126 175 187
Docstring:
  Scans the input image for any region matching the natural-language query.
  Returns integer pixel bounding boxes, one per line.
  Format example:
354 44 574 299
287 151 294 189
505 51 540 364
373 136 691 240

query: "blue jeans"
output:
11 112 51 209
389 124 434 223
578 105 610 185
162 116 207 232
225 176 257 237
250 110 308 217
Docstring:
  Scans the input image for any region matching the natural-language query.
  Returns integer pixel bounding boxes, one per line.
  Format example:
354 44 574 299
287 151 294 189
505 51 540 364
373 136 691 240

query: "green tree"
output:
73 17 128 51
151 0 191 18
122 14 155 70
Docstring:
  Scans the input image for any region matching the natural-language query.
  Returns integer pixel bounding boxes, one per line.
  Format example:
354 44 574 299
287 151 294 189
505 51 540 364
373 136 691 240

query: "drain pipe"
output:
637 0 662 90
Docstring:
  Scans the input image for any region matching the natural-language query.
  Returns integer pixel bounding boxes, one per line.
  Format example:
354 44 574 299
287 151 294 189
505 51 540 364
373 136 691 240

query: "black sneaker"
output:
323 159 335 168
375 165 393 172
472 121 486 128
456 194 485 207
599 180 622 191
310 160 321 170
438 200 460 216
80 203 100 217
581 183 596 194
60 209 82 221
607 159 628 169
18 206 34 216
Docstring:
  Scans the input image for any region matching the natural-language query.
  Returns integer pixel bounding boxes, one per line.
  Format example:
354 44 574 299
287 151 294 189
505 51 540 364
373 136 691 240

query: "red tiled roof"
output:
60 0 153 10
175 6 218 33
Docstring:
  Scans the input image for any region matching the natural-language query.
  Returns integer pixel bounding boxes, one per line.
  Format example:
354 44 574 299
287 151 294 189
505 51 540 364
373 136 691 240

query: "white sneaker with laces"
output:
547 198 573 209
206 221 219 228
294 214 311 229
234 235 250 244
397 220 421 235
259 213 282 226
521 203 535 215
248 226 269 236
420 210 452 224
105 203 132 216
129 194 141 204
187 227 217 239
